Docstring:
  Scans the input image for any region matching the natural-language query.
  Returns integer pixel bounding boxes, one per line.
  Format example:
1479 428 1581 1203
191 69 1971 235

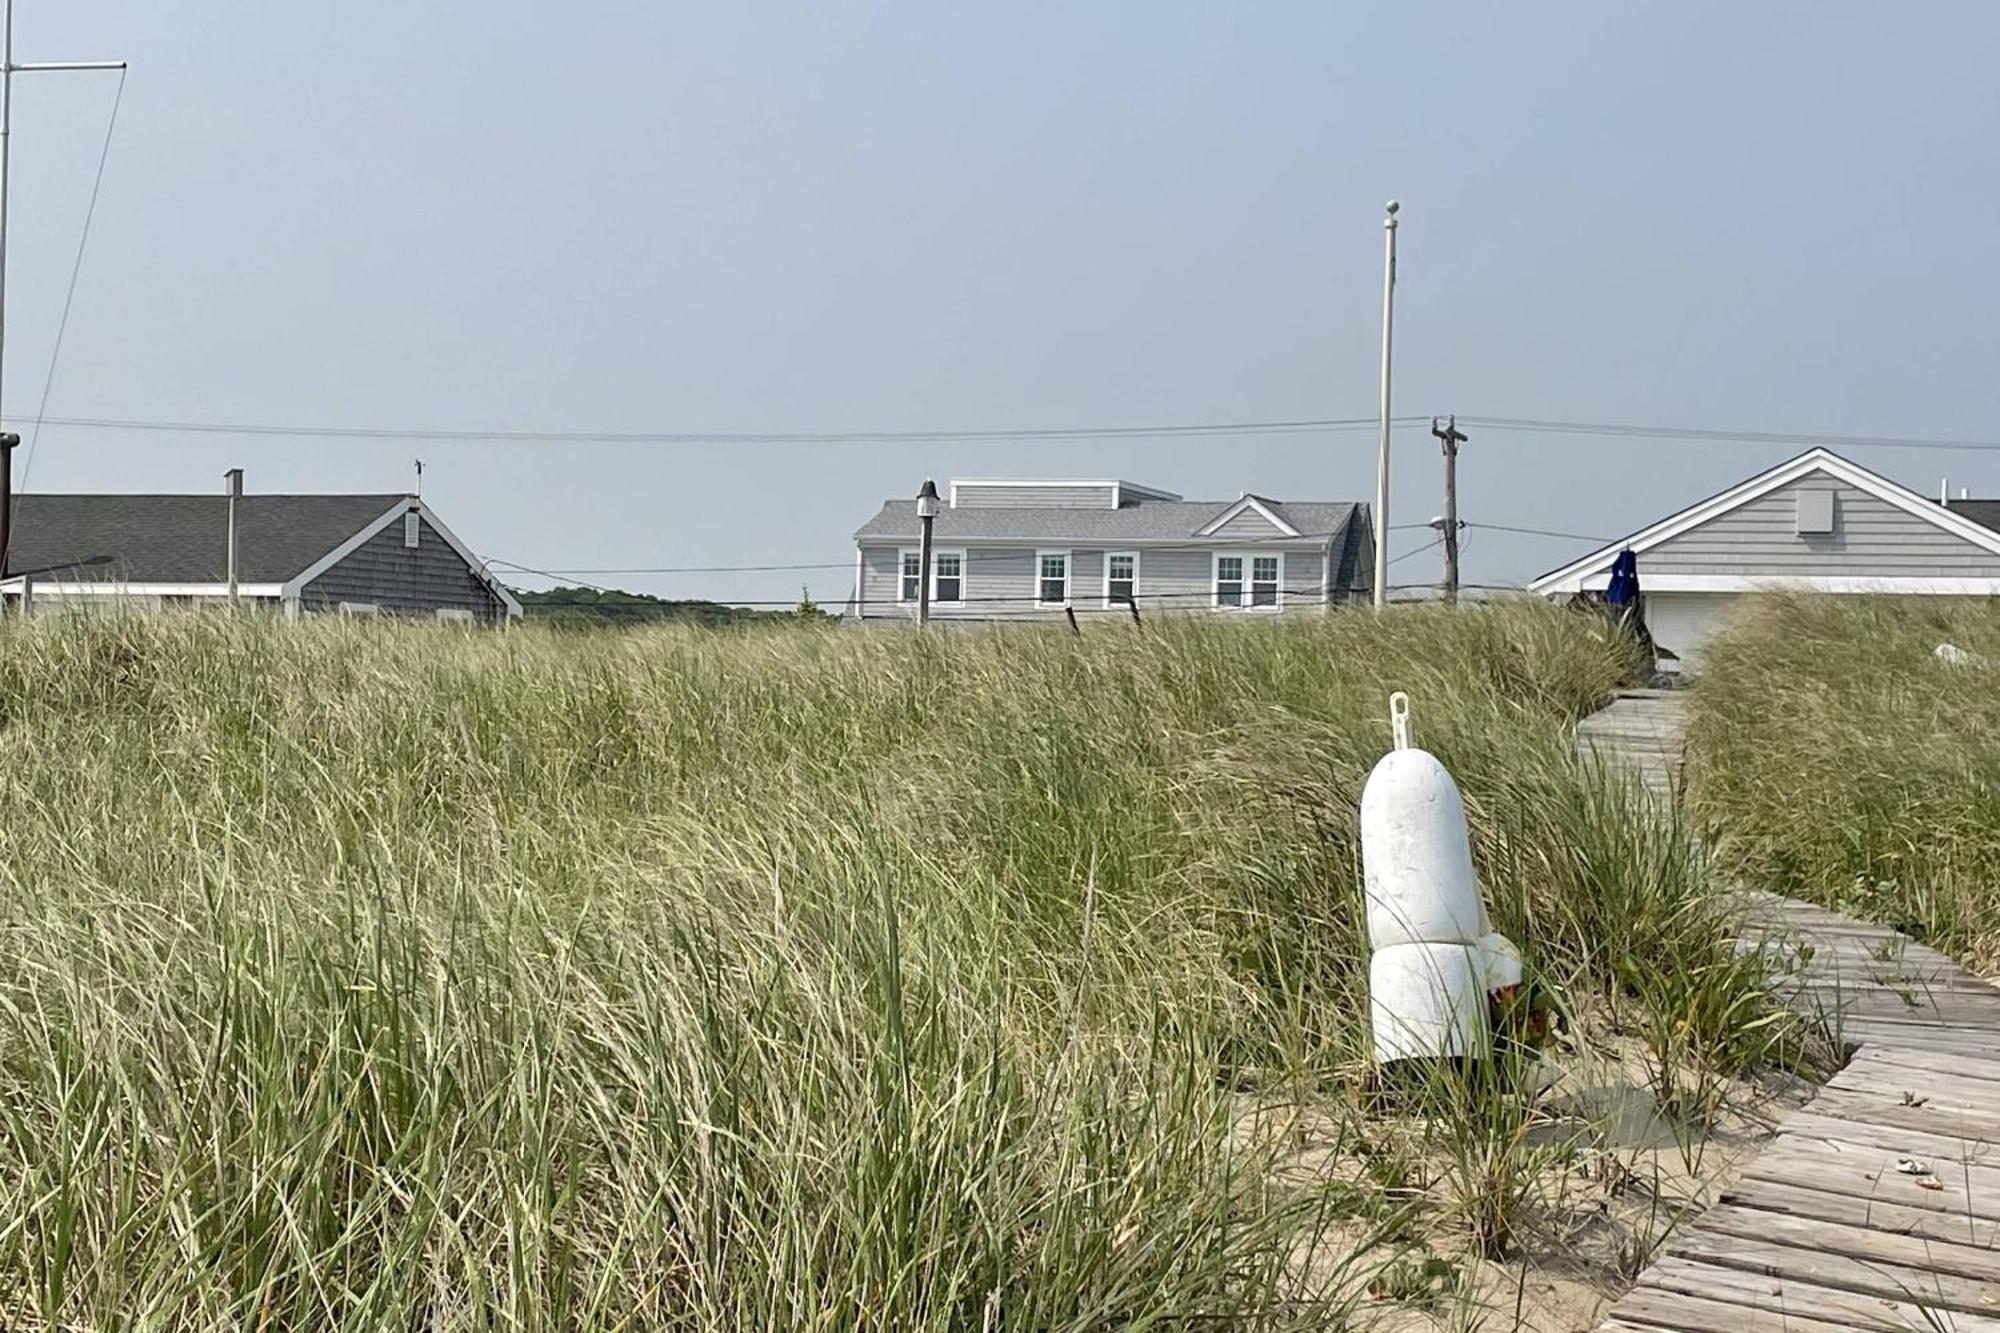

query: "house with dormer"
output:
850 478 1373 621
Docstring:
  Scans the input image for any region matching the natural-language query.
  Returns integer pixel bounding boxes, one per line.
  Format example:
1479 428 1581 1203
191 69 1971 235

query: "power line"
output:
1459 416 2000 455
17 67 126 499
488 557 854 577
1462 520 1611 543
4 413 1428 447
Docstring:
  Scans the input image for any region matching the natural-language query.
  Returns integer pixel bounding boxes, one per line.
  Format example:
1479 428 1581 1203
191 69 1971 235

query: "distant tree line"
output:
513 585 832 629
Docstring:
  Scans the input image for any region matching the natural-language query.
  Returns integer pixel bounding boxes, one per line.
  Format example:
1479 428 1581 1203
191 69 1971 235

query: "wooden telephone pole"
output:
1432 416 1467 604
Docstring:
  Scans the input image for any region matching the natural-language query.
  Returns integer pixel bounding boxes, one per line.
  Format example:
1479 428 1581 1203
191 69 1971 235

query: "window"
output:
933 551 964 605
1105 552 1137 607
435 607 475 623
1215 555 1244 608
1251 556 1280 607
404 512 421 548
337 602 380 617
1214 552 1284 610
898 548 965 605
1036 551 1070 606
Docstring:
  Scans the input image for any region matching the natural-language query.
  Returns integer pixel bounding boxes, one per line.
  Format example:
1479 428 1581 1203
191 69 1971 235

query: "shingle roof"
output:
4 494 406 584
854 497 1367 544
1947 499 2000 535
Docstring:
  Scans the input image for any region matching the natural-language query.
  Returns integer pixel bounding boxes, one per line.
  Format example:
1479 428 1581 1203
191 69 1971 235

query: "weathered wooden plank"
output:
1723 1175 2000 1246
1661 1229 2000 1318
1603 1285 1896 1333
1852 1043 2000 1086
1684 1203 2000 1284
1805 1086 2000 1144
1640 1253 2000 1332
1773 1111 2000 1163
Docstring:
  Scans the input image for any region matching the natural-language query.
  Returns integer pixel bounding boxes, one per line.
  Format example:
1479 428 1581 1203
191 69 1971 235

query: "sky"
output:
6 2 1998 607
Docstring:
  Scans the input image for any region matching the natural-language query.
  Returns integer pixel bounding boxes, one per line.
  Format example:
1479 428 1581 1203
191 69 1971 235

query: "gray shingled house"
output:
1 490 520 622
1531 447 2000 669
851 478 1372 621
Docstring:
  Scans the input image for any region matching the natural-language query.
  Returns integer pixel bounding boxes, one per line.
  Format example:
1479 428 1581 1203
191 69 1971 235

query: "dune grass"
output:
1688 594 2000 972
0 603 1790 1328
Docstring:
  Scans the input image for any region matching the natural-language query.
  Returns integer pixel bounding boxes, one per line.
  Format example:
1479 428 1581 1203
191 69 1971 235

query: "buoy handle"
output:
1389 691 1412 750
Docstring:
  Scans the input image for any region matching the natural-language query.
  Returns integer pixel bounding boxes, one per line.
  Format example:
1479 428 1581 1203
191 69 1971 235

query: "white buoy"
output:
1361 692 1521 1062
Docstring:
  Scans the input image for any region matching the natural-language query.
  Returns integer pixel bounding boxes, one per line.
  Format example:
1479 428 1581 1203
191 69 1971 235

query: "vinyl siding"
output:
857 544 1327 618
299 515 507 621
953 483 1117 510
1643 474 2000 576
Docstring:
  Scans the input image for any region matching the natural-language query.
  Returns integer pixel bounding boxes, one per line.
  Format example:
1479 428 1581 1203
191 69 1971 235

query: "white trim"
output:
948 478 1183 509
404 510 421 548
281 498 523 617
1211 550 1285 611
855 535 1329 552
894 546 966 608
930 547 966 607
0 580 282 597
1579 573 2000 595
1034 549 1072 608
1531 448 2000 595
1194 495 1300 539
1102 550 1139 610
852 545 864 617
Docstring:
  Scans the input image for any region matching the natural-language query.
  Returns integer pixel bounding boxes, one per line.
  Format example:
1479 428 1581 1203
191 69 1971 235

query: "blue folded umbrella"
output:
1605 547 1639 608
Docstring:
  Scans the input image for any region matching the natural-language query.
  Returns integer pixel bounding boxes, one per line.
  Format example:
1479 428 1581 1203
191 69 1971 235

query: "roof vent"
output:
1795 489 1835 535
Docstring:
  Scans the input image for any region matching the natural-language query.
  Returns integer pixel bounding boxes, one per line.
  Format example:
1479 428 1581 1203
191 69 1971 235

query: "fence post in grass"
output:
1064 604 1080 636
1127 597 1142 627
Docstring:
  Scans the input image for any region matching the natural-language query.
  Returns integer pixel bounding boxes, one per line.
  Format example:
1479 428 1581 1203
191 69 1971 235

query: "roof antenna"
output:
414 458 424 502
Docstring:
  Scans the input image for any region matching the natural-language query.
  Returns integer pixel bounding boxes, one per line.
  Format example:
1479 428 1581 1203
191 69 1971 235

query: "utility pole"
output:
1372 200 1400 610
0 2 127 579
1432 415 1466 604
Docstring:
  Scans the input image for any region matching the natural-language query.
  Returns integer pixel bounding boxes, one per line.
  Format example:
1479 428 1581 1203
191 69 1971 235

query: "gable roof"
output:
5 494 409 584
1529 448 2000 595
1194 494 1301 538
855 496 1365 545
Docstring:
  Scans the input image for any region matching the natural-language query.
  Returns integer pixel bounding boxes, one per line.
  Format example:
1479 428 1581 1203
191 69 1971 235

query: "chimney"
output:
224 468 243 604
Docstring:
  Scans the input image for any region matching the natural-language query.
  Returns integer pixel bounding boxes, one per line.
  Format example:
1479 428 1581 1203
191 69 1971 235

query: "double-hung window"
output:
1105 552 1137 607
933 551 964 604
1250 555 1280 608
898 548 965 605
1214 556 1244 608
1215 552 1284 610
1036 551 1071 607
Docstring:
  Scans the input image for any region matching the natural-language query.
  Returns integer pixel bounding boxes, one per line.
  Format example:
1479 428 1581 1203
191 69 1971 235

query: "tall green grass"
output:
0 604 1779 1328
1689 594 2000 971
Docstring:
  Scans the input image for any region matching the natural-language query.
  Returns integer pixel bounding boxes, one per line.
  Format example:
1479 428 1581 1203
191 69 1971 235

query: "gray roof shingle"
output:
4 494 406 584
854 497 1367 544
1948 499 2000 535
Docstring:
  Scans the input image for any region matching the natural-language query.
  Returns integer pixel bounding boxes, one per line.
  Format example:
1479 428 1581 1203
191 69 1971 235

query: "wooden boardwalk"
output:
1582 689 2000 1333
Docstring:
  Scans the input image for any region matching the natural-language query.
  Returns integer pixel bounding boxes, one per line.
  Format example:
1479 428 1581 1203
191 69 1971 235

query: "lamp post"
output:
915 478 941 627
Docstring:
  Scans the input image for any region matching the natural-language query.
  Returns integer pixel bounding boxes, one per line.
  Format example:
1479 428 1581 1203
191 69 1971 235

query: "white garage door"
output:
1643 592 1743 673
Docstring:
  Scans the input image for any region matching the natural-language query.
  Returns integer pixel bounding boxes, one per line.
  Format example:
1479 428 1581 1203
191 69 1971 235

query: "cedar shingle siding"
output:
299 515 507 621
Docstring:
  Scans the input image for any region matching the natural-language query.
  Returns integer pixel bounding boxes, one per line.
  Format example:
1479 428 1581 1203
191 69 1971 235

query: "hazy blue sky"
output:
7 3 1998 605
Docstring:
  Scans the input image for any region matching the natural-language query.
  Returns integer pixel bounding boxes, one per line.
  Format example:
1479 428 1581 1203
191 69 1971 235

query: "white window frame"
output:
1035 550 1072 608
404 511 421 548
930 548 966 607
1103 550 1139 609
1212 551 1285 612
896 547 966 607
